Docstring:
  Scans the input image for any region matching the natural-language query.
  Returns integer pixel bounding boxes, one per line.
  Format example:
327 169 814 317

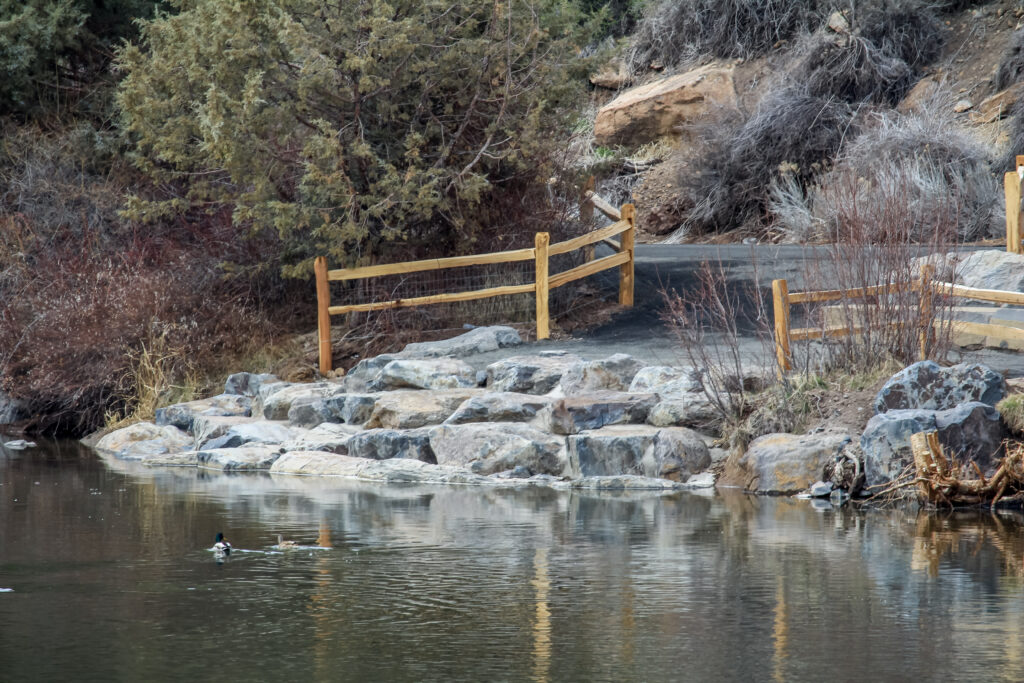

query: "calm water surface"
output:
4 439 1024 682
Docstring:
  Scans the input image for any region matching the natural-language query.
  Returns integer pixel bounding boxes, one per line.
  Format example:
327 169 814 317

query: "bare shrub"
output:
677 88 854 236
795 33 915 105
772 105 1001 242
995 29 1024 91
627 0 823 73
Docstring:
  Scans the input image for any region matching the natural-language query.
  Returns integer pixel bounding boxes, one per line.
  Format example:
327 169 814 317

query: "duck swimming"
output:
213 532 231 557
276 535 298 550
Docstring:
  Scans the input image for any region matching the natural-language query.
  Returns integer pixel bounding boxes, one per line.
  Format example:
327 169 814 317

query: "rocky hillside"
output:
584 0 1024 244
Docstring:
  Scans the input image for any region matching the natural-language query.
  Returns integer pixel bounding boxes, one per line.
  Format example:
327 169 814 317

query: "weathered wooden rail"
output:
772 263 1024 372
314 200 636 373
1005 154 1024 253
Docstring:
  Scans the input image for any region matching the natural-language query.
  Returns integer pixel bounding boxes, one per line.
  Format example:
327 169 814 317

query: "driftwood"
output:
910 431 1024 508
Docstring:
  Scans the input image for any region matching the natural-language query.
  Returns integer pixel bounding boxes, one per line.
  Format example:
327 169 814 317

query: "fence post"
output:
772 279 791 373
581 175 596 263
314 256 332 374
619 203 635 306
535 232 550 340
1006 170 1022 254
918 263 934 361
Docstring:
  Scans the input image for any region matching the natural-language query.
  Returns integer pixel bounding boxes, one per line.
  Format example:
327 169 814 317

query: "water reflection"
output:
5 444 1024 680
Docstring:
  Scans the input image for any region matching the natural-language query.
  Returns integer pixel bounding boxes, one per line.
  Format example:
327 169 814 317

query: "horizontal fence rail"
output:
314 201 635 373
774 261 1024 372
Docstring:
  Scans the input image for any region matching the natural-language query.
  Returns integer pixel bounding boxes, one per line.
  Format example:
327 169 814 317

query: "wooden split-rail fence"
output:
1006 154 1024 253
773 264 1024 372
314 198 635 373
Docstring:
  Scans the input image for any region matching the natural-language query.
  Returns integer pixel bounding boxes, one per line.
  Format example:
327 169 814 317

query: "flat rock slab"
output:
568 475 687 490
142 452 199 467
365 389 482 429
95 422 194 460
191 415 261 443
629 366 702 396
200 421 296 450
270 452 490 485
224 372 278 397
430 422 567 476
874 361 1005 413
721 433 853 495
155 394 252 432
485 353 583 394
197 446 282 471
346 428 436 463
568 425 710 481
281 423 361 455
559 354 645 396
861 402 1004 488
547 391 657 434
400 325 522 358
444 392 554 424
376 358 478 391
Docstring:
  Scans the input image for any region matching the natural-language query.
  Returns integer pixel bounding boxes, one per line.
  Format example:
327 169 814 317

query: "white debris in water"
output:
2 440 36 450
0 588 13 593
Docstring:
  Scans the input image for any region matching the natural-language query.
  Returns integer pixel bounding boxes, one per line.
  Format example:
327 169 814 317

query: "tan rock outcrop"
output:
593 63 737 147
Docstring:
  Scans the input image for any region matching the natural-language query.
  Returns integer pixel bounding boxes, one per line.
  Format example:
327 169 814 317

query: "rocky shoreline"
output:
90 326 1013 500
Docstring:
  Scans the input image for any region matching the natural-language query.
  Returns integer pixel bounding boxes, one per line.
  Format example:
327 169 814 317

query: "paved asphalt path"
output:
467 243 1024 377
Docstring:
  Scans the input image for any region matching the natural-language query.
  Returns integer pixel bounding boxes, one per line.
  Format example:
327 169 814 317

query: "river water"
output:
4 440 1024 682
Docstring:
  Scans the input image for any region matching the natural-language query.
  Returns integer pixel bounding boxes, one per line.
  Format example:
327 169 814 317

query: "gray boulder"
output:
376 358 478 390
260 383 346 420
154 394 252 432
346 428 436 463
191 415 261 444
224 372 278 397
485 353 583 394
200 421 296 450
861 402 1004 488
95 422 194 460
444 392 554 424
560 354 646 396
546 391 657 435
874 361 1006 413
721 433 853 494
365 389 481 429
567 425 710 481
196 445 282 471
288 394 379 428
400 325 522 358
0 391 25 425
647 393 722 429
281 423 361 455
629 366 702 396
429 423 567 476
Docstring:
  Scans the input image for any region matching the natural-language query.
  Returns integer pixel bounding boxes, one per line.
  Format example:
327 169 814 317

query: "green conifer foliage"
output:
117 0 592 275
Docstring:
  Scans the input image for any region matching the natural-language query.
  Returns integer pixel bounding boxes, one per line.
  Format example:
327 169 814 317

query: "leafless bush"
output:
795 33 915 105
771 105 1001 242
678 88 854 236
996 29 1024 91
856 1 944 70
627 0 823 74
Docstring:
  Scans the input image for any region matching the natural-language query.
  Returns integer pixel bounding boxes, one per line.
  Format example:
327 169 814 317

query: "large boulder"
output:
288 393 379 428
364 389 480 429
259 383 346 420
721 433 853 494
191 415 261 444
559 354 646 396
546 391 657 435
224 372 278 397
0 390 25 425
346 428 436 463
594 63 737 147
628 366 702 396
861 403 1004 488
567 425 710 481
874 361 1006 413
269 452 490 485
95 423 194 460
376 358 478 391
400 325 522 358
647 394 722 429
429 423 567 476
485 353 583 394
444 392 554 424
154 394 252 432
199 421 296 450
281 423 361 455
196 445 282 471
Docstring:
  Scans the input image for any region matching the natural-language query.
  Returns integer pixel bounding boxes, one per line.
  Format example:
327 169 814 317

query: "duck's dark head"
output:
215 532 226 544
